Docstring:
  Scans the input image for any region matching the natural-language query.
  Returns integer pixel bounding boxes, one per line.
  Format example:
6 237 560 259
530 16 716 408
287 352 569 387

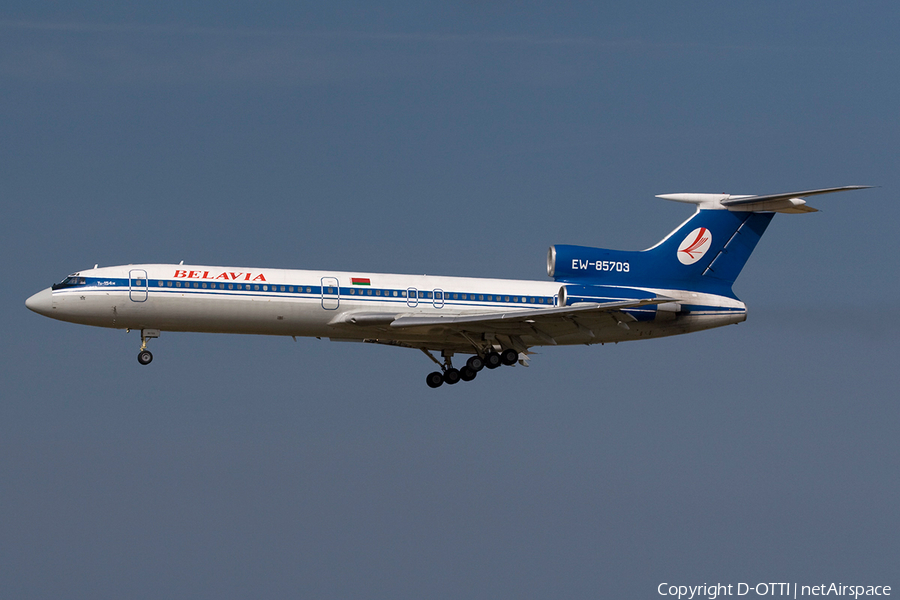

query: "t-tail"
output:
548 186 871 298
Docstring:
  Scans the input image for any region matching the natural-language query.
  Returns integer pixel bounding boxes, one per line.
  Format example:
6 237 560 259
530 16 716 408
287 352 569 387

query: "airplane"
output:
26 185 870 388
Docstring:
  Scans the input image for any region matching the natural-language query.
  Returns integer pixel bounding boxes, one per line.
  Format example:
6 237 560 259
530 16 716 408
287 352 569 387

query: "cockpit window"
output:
51 276 87 290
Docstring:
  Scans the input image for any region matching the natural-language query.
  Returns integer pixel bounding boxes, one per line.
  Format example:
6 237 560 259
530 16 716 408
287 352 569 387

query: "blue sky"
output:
2 3 898 598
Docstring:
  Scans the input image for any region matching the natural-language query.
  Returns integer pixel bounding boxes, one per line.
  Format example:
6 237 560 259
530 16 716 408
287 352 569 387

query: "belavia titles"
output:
26 186 870 388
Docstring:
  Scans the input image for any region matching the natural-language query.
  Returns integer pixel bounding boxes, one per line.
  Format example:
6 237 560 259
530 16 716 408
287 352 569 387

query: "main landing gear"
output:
135 328 160 365
424 349 520 388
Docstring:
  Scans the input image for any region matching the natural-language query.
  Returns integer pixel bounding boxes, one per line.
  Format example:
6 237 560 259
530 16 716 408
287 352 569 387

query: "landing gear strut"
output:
136 328 160 365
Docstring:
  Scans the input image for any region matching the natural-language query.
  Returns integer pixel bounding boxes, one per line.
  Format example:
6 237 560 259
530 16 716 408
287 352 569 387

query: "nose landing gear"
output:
136 329 160 365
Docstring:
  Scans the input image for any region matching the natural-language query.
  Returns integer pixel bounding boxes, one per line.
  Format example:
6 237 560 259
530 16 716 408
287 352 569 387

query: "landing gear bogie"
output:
443 368 461 385
459 366 477 381
483 351 502 369
466 355 485 372
500 348 519 366
426 371 444 388
422 348 524 387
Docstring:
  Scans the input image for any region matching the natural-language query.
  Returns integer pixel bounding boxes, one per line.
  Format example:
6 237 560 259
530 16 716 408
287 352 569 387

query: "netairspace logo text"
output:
658 583 892 600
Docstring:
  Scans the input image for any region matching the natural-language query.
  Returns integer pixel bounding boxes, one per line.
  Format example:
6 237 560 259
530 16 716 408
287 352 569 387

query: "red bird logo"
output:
677 227 712 265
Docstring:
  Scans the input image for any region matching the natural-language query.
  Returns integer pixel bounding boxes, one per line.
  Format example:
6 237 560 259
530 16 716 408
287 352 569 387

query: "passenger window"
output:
176 282 181 287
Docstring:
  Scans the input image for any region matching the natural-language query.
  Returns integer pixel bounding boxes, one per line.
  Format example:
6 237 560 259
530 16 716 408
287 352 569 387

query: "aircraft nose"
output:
25 288 54 316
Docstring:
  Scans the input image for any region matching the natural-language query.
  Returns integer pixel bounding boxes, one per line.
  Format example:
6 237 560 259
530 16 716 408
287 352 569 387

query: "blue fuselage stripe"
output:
53 276 745 316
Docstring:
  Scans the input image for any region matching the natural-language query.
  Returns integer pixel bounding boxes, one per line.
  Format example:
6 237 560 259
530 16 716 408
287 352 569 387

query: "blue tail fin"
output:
548 187 869 296
549 208 774 296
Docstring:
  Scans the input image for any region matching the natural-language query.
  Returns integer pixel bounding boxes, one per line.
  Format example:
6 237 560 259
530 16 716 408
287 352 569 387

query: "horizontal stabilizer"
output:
657 185 872 213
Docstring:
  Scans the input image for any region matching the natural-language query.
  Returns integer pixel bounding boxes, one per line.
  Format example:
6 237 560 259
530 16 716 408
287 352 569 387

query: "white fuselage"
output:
27 263 746 354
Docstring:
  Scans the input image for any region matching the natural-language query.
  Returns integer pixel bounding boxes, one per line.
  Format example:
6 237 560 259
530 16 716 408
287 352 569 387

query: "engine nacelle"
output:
557 284 657 307
557 284 680 322
548 245 639 282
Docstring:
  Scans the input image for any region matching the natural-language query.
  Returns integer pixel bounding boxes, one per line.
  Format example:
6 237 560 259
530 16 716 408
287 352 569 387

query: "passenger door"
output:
321 277 340 309
129 269 149 302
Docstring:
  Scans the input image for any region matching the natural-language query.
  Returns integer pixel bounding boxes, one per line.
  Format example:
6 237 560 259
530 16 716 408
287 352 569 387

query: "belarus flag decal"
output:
351 278 371 286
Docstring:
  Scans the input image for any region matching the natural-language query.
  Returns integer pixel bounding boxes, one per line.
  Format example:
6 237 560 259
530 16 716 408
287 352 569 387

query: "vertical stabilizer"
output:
549 208 773 295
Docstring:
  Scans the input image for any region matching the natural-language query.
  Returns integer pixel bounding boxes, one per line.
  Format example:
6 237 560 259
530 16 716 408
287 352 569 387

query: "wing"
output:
327 294 673 354
388 295 673 346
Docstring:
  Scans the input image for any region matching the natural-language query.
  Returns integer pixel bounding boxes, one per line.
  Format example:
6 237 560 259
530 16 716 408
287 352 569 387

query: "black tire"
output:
466 355 485 372
137 350 153 365
459 366 477 381
443 368 461 385
426 371 444 388
500 348 519 366
484 352 502 369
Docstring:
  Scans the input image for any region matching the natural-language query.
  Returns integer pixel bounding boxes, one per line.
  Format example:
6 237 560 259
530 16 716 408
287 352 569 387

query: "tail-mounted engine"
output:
556 283 681 321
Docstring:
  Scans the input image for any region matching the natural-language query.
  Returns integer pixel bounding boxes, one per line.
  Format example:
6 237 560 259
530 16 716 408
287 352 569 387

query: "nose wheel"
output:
135 328 160 366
